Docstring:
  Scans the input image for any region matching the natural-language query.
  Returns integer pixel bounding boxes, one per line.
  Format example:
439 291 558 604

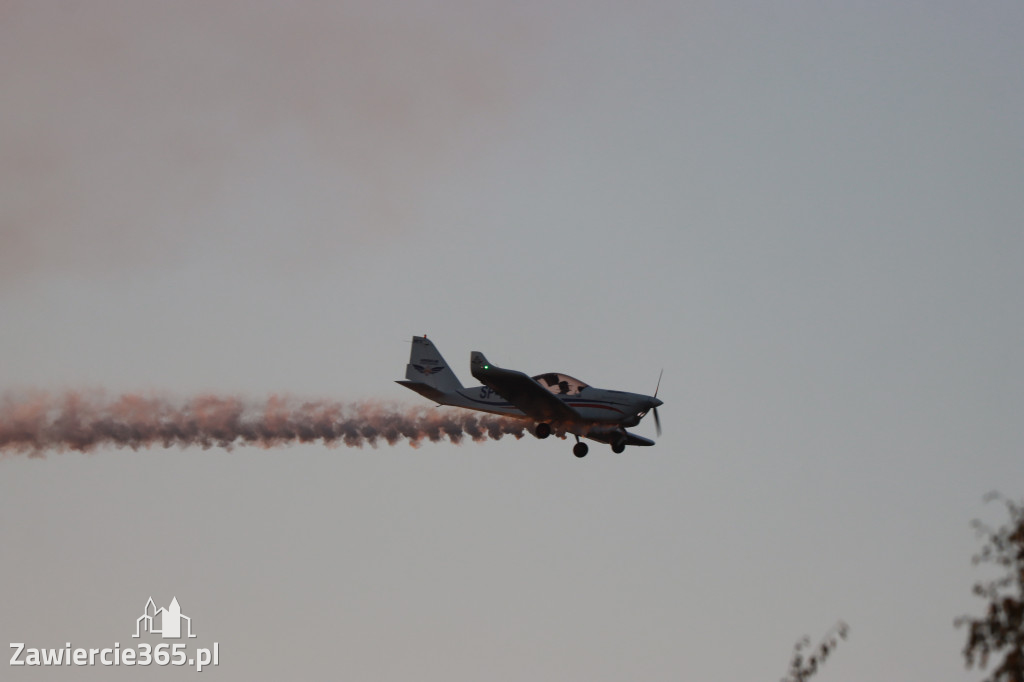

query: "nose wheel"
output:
573 441 589 458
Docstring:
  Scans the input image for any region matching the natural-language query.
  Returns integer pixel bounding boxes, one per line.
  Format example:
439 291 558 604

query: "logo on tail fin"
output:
412 365 445 376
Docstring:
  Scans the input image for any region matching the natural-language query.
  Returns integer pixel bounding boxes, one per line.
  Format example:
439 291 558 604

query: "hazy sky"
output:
2 2 1022 680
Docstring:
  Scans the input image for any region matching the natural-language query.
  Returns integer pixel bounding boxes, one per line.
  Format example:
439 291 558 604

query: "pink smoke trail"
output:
0 391 533 457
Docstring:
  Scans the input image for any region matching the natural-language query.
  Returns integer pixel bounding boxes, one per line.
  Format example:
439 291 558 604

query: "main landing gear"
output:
535 423 596 458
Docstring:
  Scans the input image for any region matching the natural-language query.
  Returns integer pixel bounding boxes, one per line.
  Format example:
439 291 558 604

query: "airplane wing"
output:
470 352 581 423
584 429 656 447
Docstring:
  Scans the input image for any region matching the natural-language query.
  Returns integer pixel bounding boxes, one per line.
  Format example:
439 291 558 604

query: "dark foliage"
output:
956 492 1024 682
782 621 849 682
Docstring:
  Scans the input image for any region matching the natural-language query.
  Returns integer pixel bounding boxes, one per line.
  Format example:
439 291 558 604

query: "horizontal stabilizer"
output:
395 380 449 404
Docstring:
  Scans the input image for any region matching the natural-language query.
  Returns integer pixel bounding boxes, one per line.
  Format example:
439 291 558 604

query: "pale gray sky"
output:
2 2 1022 680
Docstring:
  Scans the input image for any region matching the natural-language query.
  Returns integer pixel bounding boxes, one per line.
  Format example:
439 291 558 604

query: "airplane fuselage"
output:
448 384 652 428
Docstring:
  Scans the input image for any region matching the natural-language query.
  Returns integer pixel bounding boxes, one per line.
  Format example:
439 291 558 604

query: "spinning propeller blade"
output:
653 369 663 437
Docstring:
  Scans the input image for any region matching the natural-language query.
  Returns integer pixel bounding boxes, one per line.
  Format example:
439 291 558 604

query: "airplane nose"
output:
651 397 663 408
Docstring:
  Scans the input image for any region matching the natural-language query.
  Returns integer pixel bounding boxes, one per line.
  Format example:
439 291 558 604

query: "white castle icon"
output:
133 597 196 639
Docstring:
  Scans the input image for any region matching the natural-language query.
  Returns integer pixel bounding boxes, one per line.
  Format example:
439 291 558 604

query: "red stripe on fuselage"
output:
567 403 625 414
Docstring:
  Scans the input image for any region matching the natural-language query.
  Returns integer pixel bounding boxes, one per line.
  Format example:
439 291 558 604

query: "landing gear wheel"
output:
573 442 589 458
612 441 626 454
535 423 551 439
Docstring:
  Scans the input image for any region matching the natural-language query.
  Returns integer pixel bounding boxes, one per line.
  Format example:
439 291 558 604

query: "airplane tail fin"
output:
400 336 464 394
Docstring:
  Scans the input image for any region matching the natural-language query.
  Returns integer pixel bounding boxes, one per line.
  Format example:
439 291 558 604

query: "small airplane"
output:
397 335 662 457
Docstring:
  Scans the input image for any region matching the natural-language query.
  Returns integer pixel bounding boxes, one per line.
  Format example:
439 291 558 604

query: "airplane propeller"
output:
652 370 663 437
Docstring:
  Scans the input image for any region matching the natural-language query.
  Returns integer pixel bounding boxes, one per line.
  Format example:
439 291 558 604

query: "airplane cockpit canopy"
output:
533 372 589 396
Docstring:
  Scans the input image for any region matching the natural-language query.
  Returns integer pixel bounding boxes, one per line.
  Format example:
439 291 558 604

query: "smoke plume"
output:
0 391 533 457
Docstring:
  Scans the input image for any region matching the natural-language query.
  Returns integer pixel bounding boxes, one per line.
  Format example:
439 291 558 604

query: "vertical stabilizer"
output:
403 336 464 393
